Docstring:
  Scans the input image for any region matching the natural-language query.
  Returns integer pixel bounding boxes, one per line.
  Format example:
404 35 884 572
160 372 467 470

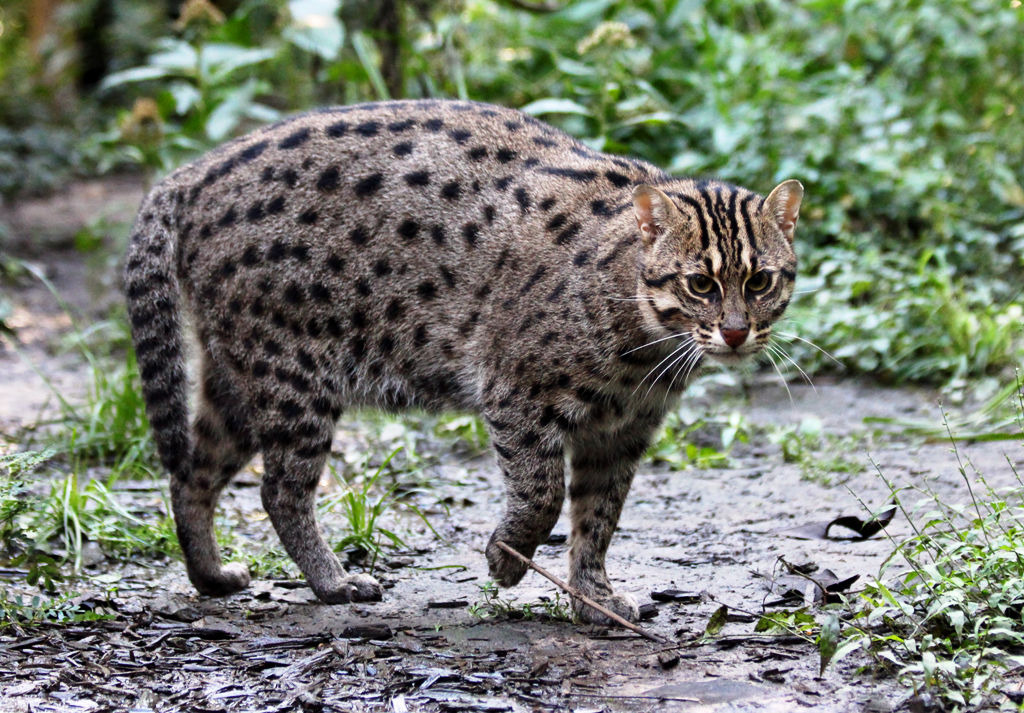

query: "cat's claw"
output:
314 573 384 604
573 591 640 625
192 561 251 597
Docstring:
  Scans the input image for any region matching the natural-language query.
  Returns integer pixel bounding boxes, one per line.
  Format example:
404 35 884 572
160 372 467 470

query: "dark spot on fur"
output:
262 197 285 217
442 181 461 200
350 225 370 245
356 121 380 137
404 170 429 186
417 281 438 300
398 219 420 240
279 128 310 149
317 166 340 191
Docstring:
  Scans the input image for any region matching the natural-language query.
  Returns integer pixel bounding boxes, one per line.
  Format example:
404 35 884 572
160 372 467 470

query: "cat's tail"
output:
123 189 191 482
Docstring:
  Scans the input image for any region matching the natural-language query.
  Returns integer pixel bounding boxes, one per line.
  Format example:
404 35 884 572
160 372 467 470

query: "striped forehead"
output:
668 181 763 275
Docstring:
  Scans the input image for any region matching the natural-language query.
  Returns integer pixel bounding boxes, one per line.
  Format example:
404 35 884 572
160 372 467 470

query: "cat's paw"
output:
314 574 384 604
485 537 531 587
192 562 251 597
573 591 640 625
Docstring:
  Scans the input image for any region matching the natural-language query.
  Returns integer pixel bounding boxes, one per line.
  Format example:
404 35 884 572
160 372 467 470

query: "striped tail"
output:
124 192 191 481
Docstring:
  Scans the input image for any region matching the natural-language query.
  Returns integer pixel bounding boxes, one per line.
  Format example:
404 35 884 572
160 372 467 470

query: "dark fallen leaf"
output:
651 589 701 603
771 569 860 605
658 651 681 669
340 624 393 640
638 602 659 620
1002 690 1024 704
778 504 897 541
543 533 568 545
704 605 728 636
907 692 943 713
762 666 791 683
427 600 469 609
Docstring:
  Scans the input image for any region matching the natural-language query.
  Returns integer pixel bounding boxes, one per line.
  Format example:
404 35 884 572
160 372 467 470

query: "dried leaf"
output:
778 503 897 541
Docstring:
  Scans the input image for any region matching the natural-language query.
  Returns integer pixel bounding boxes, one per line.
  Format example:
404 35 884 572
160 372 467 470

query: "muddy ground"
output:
2 180 1023 712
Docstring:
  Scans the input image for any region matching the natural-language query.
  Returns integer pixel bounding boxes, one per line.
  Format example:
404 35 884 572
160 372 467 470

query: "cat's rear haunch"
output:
124 99 801 624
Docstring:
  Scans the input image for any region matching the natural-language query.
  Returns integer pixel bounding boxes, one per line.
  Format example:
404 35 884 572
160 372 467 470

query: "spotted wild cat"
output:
124 99 802 623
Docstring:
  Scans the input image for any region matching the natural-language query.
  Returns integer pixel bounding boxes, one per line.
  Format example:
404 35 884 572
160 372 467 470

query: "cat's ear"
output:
764 180 804 243
632 185 681 248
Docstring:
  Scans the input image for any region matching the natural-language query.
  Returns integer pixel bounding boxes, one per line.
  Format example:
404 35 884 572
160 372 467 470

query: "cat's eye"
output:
746 271 771 294
688 274 715 294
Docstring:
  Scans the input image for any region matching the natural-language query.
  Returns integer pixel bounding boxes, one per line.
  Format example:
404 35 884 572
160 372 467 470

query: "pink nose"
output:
721 328 749 349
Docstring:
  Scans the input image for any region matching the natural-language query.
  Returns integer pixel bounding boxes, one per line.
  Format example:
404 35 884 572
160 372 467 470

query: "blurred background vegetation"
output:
1 0 1022 387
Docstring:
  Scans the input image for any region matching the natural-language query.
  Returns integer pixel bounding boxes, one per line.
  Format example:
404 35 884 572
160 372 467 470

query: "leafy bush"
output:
456 0 1024 383
836 402 1024 708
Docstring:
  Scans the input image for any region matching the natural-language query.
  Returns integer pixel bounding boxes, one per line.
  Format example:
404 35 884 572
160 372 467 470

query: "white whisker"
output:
647 340 700 399
665 346 704 398
775 331 843 366
761 348 794 406
632 339 694 397
622 331 689 355
767 341 815 392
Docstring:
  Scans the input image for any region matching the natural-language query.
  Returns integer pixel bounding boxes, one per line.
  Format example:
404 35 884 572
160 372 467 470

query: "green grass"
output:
8 263 155 480
770 417 866 486
321 448 441 571
469 580 572 622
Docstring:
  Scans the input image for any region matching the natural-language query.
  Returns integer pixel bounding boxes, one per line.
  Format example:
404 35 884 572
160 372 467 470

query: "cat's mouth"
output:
701 342 764 366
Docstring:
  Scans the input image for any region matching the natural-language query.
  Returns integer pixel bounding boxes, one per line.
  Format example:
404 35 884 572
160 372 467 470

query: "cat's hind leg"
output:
171 354 258 596
259 406 383 605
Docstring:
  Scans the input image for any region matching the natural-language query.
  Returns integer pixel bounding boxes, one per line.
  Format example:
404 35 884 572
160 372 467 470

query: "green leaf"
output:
704 604 728 636
818 613 840 675
520 99 593 117
285 0 344 60
98 66 177 91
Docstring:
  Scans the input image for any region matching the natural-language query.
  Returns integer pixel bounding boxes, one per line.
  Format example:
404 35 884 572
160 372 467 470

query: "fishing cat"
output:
124 99 801 623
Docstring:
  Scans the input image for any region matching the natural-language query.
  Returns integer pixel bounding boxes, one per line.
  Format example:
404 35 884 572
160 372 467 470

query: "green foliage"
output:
769 416 865 485
322 448 437 567
647 408 749 469
460 0 1024 384
469 579 572 622
0 590 113 628
831 389 1024 709
14 265 155 478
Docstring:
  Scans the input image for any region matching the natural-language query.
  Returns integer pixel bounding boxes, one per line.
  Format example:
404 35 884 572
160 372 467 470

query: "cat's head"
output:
631 179 801 366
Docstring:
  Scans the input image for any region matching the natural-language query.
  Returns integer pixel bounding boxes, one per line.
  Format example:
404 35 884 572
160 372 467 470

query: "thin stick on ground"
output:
495 541 669 644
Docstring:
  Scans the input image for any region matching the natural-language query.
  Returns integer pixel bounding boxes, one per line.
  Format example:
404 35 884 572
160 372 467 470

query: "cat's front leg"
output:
567 425 656 624
484 405 566 588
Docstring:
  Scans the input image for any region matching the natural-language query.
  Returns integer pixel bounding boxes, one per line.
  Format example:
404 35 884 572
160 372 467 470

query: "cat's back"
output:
156 100 661 266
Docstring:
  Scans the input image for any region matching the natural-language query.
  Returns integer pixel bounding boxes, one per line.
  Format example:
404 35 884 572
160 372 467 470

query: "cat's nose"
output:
721 327 749 349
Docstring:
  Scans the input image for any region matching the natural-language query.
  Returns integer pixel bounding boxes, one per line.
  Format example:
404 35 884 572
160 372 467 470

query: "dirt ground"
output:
2 180 1023 712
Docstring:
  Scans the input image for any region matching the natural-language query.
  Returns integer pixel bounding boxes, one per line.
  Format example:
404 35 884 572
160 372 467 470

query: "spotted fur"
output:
124 99 801 623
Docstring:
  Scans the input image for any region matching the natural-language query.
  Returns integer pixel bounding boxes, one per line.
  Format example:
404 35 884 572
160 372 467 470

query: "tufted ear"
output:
763 180 804 244
632 185 681 248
